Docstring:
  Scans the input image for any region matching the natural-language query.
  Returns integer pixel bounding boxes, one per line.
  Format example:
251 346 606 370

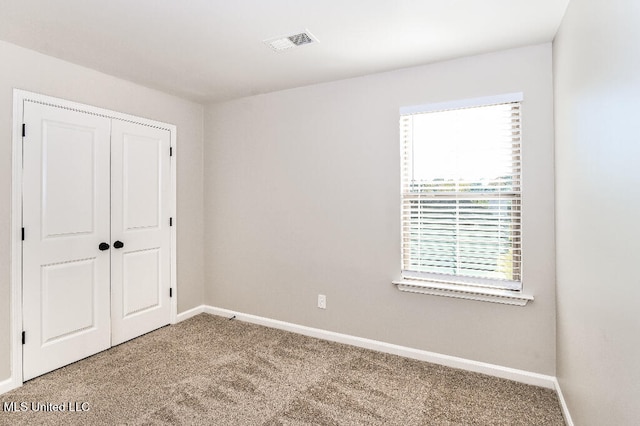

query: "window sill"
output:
392 279 534 306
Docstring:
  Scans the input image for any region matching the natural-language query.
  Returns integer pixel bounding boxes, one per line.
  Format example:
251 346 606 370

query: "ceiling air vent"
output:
289 32 313 46
264 30 318 52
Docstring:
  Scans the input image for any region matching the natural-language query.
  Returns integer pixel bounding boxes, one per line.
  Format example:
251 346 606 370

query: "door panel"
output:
22 102 111 381
122 248 161 317
41 259 96 343
124 135 161 230
111 120 171 346
42 123 96 237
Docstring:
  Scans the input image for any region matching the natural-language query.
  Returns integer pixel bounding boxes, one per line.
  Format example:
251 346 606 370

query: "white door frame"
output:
9 89 178 391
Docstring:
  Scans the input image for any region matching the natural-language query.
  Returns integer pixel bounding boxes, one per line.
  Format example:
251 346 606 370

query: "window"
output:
399 93 522 292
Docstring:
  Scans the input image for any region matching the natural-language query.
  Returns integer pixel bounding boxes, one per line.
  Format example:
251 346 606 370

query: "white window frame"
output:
392 93 533 306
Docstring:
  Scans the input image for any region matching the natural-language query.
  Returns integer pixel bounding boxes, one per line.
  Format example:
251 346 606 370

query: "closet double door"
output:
22 102 172 381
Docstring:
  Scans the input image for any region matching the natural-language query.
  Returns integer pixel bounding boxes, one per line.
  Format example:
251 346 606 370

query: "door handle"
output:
99 242 110 251
113 240 124 249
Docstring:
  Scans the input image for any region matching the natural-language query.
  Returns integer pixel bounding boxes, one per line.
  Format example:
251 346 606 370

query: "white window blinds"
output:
400 94 522 291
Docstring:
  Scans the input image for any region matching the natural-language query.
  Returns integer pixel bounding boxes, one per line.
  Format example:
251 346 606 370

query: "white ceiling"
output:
0 0 570 103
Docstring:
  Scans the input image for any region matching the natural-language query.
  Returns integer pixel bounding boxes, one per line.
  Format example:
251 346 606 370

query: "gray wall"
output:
0 40 205 382
554 0 640 424
204 44 557 374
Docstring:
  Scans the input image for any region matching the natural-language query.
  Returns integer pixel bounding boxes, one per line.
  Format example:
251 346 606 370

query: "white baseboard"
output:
553 378 574 426
176 305 206 323
0 377 20 396
203 305 556 390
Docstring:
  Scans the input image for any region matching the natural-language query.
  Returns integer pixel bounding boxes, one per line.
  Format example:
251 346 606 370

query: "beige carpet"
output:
0 314 564 425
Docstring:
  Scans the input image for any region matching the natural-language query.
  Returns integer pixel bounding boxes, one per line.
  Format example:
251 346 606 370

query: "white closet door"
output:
110 120 172 346
22 102 112 381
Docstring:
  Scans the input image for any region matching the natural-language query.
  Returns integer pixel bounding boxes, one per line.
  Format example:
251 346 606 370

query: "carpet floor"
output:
0 314 565 425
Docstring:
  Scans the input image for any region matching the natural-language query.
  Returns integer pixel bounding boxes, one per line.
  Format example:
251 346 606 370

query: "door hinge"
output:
22 331 25 345
169 288 173 298
22 123 26 137
169 147 173 157
169 217 173 227
21 228 25 241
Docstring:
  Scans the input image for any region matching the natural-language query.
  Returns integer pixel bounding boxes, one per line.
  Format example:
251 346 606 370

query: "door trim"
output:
10 89 178 391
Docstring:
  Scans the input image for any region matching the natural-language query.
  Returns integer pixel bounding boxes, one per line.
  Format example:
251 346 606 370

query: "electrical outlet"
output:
317 294 326 309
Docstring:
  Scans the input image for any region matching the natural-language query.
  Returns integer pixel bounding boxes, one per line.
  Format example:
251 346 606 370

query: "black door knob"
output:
113 240 124 249
98 242 110 251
